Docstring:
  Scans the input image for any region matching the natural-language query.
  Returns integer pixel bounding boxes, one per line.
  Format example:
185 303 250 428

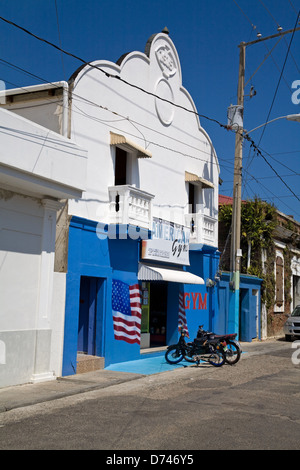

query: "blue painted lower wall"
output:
217 272 262 341
62 217 221 376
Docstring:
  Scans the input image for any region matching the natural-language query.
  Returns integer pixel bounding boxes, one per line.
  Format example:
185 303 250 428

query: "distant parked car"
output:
283 305 300 341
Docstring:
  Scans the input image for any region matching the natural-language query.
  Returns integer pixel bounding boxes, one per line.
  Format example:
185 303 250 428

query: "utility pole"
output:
229 24 300 336
230 42 245 278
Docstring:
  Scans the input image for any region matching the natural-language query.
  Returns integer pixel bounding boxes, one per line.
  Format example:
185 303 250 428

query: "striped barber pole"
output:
178 291 189 337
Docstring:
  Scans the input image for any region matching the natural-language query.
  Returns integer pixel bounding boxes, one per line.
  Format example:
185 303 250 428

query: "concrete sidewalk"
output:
0 338 288 414
0 350 184 413
0 369 145 413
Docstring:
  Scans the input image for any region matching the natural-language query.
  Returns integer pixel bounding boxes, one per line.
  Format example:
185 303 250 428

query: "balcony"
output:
185 213 218 247
108 185 154 230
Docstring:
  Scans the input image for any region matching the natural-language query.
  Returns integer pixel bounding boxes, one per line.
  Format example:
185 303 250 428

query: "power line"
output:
0 76 221 169
256 9 300 146
1 14 299 212
0 57 216 154
258 0 282 30
0 14 227 131
258 0 300 74
258 146 300 175
54 0 66 80
289 0 299 14
222 164 300 216
243 132 300 202
232 0 259 33
3 55 298 203
3 72 298 215
239 8 300 199
223 172 300 182
231 2 300 199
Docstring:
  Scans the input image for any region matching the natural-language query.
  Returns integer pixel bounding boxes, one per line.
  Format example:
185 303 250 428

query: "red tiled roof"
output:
219 195 247 205
219 195 233 205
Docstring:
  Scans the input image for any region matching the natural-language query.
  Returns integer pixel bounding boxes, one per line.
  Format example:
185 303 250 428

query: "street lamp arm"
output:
244 113 300 136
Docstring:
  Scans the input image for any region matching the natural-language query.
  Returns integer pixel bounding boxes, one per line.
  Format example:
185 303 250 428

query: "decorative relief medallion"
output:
155 44 177 78
155 78 175 126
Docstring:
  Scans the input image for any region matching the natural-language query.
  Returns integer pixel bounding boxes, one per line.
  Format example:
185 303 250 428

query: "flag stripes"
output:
112 280 142 345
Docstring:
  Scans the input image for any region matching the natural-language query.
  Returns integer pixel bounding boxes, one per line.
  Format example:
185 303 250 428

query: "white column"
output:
31 198 63 383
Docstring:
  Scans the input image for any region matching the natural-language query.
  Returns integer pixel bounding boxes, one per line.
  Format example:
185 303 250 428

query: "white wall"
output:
1 34 219 231
0 108 87 387
69 33 219 227
0 193 57 386
0 107 87 199
0 193 43 331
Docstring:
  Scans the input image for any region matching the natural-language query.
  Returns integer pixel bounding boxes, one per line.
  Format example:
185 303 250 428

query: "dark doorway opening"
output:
149 282 168 347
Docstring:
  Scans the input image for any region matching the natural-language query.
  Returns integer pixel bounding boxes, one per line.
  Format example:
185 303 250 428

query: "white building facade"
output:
2 31 221 374
0 108 87 387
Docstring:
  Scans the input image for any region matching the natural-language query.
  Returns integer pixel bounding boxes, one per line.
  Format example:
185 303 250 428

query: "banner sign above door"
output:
141 217 190 266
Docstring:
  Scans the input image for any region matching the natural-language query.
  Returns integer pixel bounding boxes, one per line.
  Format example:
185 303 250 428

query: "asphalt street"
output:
0 338 299 451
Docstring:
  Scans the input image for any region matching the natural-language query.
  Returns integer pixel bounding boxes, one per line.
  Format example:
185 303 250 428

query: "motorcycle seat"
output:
214 333 237 339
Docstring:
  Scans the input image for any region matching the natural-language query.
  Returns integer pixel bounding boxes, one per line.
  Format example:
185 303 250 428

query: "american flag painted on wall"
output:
178 291 189 337
112 279 142 344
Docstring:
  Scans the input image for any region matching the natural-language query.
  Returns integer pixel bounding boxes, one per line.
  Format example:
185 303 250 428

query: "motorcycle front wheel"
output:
225 340 241 365
165 345 184 364
208 346 226 367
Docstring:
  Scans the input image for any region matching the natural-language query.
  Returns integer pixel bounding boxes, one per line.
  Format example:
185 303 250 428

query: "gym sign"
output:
141 217 190 266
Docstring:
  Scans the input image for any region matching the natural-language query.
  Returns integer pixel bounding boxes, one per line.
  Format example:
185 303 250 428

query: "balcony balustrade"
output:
185 212 218 247
108 185 154 230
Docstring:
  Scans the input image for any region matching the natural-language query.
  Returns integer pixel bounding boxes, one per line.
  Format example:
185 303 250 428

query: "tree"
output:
219 197 277 310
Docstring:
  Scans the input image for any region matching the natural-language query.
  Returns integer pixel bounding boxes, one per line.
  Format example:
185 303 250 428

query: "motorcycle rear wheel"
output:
165 345 184 364
182 344 195 363
225 341 241 365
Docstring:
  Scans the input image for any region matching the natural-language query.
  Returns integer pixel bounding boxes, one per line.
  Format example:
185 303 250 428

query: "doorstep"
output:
76 354 105 374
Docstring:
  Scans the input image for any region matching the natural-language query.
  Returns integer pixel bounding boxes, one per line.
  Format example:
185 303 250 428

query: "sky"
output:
0 0 299 220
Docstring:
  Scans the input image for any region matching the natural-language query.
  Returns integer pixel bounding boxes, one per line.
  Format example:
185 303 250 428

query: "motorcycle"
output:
196 325 241 365
165 326 226 367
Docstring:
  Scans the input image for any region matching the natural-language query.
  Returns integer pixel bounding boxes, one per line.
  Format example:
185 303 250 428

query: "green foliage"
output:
219 197 300 312
219 197 277 310
219 197 277 247
241 198 277 246
219 203 232 225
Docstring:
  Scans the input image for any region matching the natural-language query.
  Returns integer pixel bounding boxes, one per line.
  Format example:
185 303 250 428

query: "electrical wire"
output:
0 57 217 159
243 132 300 202
1 14 299 215
224 164 300 216
258 0 282 29
232 2 300 177
289 0 299 14
232 0 258 33
54 0 66 80
6 61 298 207
258 0 300 74
242 8 300 198
0 14 227 131
2 59 298 212
256 9 300 146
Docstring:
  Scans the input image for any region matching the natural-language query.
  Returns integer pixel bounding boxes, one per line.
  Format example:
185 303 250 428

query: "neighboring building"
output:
0 108 87 387
1 30 221 375
266 210 300 337
218 195 300 340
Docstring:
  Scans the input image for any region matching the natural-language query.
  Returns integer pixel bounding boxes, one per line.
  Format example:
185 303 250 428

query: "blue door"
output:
78 276 105 356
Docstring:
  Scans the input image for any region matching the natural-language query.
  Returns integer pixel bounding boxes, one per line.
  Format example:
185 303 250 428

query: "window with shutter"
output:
276 256 284 307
